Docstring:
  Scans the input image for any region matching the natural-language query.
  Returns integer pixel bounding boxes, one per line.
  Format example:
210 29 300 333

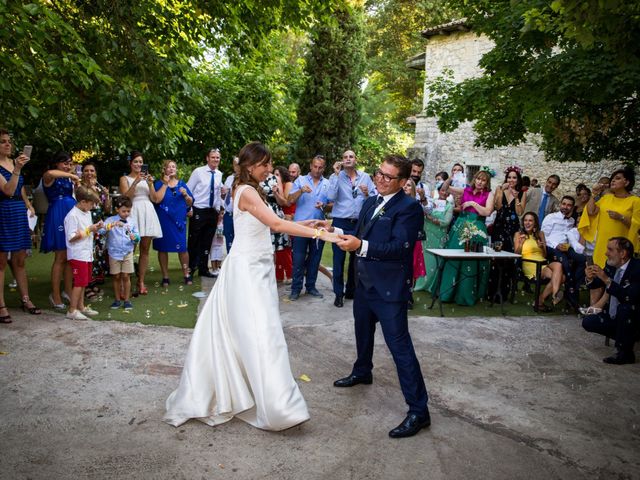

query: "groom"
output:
329 154 430 438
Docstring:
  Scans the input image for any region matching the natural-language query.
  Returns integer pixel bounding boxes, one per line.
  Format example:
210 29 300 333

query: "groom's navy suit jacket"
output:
350 190 428 415
354 191 423 302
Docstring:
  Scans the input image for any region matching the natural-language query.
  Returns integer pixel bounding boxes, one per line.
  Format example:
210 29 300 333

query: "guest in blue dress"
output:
40 152 79 309
153 160 193 285
0 130 41 322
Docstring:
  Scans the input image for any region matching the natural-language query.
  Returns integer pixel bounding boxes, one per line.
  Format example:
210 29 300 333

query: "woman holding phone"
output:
0 130 41 321
119 151 162 295
41 151 80 309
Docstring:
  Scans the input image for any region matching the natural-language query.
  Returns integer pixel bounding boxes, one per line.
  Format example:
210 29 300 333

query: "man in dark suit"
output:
328 154 430 438
582 237 640 365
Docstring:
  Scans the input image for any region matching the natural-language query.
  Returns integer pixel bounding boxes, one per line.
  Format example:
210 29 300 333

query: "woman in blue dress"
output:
0 130 41 322
41 152 79 309
153 160 193 285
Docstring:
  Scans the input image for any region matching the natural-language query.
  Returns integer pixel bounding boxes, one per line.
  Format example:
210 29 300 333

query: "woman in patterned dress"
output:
0 130 41 322
80 161 111 299
41 151 79 308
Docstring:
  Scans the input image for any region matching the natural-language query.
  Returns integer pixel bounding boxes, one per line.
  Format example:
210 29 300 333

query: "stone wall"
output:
410 30 634 196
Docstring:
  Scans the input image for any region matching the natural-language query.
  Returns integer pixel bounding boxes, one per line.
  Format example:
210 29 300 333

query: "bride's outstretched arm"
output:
238 186 340 243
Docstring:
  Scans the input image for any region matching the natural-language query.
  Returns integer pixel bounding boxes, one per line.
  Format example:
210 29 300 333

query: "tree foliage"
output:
364 0 458 128
0 0 333 161
425 0 640 164
296 2 367 162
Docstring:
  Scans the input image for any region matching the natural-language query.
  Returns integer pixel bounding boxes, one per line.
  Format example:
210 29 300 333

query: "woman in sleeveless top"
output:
489 166 527 299
438 170 494 306
41 152 80 308
514 212 564 311
119 151 162 295
0 130 41 322
165 142 341 431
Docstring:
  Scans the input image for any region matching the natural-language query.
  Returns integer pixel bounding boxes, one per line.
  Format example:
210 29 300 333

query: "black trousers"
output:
188 207 219 274
582 304 638 354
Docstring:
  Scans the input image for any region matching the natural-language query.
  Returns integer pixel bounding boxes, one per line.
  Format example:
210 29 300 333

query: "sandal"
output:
552 290 564 306
184 275 193 286
21 297 41 315
138 284 148 295
161 278 170 288
85 290 98 301
0 305 12 324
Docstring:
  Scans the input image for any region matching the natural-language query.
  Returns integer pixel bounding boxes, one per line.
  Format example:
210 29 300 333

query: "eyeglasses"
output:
313 154 325 160
352 186 358 198
374 169 400 182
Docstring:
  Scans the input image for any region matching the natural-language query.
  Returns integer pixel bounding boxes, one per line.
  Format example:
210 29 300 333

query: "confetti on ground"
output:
299 374 311 382
0 351 8 355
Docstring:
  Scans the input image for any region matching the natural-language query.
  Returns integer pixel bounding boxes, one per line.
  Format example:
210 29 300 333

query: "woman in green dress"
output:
414 184 454 293
437 170 494 306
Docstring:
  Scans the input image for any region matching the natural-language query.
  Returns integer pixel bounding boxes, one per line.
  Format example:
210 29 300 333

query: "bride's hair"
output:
232 141 271 201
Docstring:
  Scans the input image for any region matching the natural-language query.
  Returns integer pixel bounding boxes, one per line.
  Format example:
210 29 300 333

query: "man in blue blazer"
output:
326 154 430 438
582 237 640 365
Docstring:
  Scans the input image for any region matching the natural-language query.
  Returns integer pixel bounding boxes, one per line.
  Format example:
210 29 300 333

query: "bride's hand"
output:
319 230 342 244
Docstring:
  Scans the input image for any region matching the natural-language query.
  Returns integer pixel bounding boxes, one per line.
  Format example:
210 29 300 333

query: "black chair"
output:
510 258 549 311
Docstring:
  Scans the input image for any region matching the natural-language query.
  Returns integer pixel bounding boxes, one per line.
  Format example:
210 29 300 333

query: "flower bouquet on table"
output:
458 221 488 252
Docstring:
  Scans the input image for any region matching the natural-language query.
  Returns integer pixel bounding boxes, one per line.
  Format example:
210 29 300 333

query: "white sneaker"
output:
212 268 220 277
82 307 99 316
66 310 89 321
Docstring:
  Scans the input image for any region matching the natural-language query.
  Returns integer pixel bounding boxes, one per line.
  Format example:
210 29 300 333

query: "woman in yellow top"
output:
514 212 565 312
579 167 640 267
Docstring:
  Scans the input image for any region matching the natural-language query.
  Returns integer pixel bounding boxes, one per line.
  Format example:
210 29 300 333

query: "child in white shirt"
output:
64 186 103 320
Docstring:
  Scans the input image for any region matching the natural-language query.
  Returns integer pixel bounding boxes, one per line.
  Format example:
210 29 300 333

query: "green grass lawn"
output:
6 250 199 328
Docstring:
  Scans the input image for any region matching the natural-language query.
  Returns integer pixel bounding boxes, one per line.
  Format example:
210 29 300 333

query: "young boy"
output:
104 197 139 309
64 186 103 320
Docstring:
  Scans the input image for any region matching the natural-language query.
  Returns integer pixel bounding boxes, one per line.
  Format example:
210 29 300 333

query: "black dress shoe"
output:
388 412 431 438
603 352 635 365
199 270 217 278
333 374 372 387
334 295 344 308
344 292 354 300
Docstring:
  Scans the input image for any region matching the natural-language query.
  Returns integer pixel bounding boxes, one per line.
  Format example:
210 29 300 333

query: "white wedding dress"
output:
164 185 309 430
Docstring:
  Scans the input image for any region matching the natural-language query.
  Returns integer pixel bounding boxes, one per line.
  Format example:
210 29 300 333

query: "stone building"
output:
407 20 629 195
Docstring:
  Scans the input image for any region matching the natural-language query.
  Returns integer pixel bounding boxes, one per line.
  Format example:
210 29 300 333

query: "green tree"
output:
425 0 640 164
364 0 457 128
296 2 367 162
0 0 333 161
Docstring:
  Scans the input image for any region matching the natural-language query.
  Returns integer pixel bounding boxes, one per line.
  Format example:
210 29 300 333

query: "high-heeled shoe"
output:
21 297 41 315
61 291 71 303
0 304 12 324
49 294 65 309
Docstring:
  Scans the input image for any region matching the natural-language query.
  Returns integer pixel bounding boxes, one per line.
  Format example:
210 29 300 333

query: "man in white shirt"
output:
186 149 223 278
541 195 586 310
410 159 432 210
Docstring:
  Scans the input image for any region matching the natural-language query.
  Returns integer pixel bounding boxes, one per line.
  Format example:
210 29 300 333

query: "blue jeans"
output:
291 236 325 294
331 217 357 297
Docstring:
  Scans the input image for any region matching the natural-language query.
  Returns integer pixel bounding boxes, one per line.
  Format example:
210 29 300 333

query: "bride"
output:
165 142 340 431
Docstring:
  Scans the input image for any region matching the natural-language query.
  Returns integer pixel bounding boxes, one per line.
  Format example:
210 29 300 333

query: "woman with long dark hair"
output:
165 142 341 431
119 151 162 295
514 212 564 311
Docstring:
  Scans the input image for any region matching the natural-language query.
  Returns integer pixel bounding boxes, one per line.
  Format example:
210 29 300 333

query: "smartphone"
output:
22 145 33 159
585 256 594 267
75 165 82 176
141 164 149 175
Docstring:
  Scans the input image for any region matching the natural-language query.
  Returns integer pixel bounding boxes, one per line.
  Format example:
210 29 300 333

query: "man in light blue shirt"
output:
288 155 330 300
326 150 376 307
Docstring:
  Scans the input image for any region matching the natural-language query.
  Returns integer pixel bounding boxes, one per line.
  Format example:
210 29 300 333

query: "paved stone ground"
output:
0 275 638 479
